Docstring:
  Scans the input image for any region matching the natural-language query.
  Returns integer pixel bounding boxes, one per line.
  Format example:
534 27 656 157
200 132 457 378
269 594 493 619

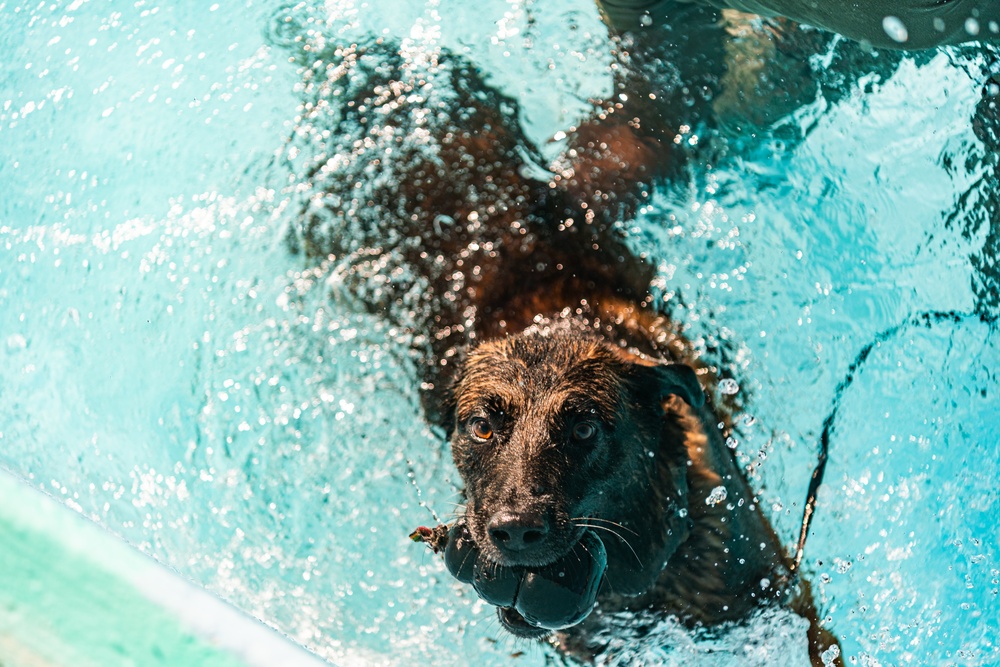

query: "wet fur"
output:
291 13 842 667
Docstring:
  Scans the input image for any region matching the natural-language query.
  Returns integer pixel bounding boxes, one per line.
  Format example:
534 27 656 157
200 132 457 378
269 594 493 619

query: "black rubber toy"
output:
436 519 607 631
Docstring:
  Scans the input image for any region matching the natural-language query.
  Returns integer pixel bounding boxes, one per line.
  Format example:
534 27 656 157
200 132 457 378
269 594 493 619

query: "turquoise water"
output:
2 1 998 666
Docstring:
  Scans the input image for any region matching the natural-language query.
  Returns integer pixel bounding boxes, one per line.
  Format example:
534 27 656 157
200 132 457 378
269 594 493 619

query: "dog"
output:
596 0 1000 50
286 9 842 665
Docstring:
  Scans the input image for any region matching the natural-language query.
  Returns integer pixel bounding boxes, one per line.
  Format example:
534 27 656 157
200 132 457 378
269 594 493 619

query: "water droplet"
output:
821 644 841 666
718 378 739 395
726 436 739 449
705 485 728 506
6 334 27 352
965 18 980 36
639 13 653 27
882 16 908 43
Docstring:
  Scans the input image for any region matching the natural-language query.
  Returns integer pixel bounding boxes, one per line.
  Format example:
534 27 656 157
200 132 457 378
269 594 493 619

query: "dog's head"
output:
449 332 704 595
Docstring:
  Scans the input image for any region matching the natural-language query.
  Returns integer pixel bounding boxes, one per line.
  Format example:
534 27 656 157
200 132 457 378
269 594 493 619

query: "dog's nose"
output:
487 511 550 552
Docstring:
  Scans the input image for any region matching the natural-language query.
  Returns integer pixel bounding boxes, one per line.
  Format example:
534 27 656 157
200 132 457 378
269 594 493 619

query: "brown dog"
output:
290 23 841 666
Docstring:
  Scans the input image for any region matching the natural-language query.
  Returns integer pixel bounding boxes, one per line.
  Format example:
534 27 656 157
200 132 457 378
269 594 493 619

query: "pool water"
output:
1 1 998 666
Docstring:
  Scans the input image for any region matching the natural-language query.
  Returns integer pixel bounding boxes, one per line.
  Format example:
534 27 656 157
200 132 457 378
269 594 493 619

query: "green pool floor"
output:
0 471 326 667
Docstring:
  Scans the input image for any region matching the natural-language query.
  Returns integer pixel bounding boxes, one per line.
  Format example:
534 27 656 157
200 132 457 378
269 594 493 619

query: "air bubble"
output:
882 16 908 43
6 334 27 352
718 378 739 395
705 485 728 506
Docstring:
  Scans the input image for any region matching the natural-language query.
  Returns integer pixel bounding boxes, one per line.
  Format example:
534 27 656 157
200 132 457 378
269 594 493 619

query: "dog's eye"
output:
469 417 493 440
571 421 597 442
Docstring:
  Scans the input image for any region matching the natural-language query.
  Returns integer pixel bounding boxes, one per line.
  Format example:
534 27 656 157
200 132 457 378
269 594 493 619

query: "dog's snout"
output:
487 511 550 552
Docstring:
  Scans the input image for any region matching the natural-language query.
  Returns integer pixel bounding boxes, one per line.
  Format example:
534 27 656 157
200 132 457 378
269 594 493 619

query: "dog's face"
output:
450 333 704 595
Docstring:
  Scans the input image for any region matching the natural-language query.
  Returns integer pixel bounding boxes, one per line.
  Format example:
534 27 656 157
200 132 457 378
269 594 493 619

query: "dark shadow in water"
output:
943 45 1000 317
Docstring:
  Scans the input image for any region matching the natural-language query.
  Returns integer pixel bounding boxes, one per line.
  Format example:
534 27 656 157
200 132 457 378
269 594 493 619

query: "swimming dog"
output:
288 12 842 666
597 0 1000 50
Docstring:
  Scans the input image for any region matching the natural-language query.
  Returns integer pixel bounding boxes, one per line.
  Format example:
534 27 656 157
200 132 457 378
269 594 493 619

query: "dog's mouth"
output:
443 520 608 632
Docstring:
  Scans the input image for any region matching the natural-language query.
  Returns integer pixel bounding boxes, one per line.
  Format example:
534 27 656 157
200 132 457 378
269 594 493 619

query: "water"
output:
2 1 998 665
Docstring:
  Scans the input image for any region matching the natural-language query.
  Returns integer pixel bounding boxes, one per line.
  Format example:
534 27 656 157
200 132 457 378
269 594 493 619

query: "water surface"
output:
1 0 998 665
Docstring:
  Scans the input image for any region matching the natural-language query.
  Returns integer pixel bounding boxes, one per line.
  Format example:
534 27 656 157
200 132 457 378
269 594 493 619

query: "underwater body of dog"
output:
287 7 845 666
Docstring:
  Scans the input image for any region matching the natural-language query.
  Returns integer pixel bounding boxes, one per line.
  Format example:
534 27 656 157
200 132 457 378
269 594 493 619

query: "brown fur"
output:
294 25 842 667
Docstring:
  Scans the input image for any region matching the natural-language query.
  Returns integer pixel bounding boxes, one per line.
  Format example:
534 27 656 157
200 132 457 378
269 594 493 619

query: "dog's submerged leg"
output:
596 0 1000 49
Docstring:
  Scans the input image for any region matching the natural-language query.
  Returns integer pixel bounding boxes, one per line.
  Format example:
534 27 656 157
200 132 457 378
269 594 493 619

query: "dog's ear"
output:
632 363 705 409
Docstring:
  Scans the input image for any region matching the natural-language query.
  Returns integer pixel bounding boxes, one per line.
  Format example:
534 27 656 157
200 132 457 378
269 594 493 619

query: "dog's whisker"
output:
572 519 635 545
573 537 591 565
457 541 476 576
580 526 635 559
575 522 644 568
562 541 582 566
569 516 639 536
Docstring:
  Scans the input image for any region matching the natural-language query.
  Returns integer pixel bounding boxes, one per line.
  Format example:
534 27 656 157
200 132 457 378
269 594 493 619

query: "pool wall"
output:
0 469 331 667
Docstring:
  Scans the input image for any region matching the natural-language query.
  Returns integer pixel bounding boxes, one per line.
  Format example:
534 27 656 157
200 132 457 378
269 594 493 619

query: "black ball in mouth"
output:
443 521 477 583
514 530 606 630
497 606 551 638
444 520 608 632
